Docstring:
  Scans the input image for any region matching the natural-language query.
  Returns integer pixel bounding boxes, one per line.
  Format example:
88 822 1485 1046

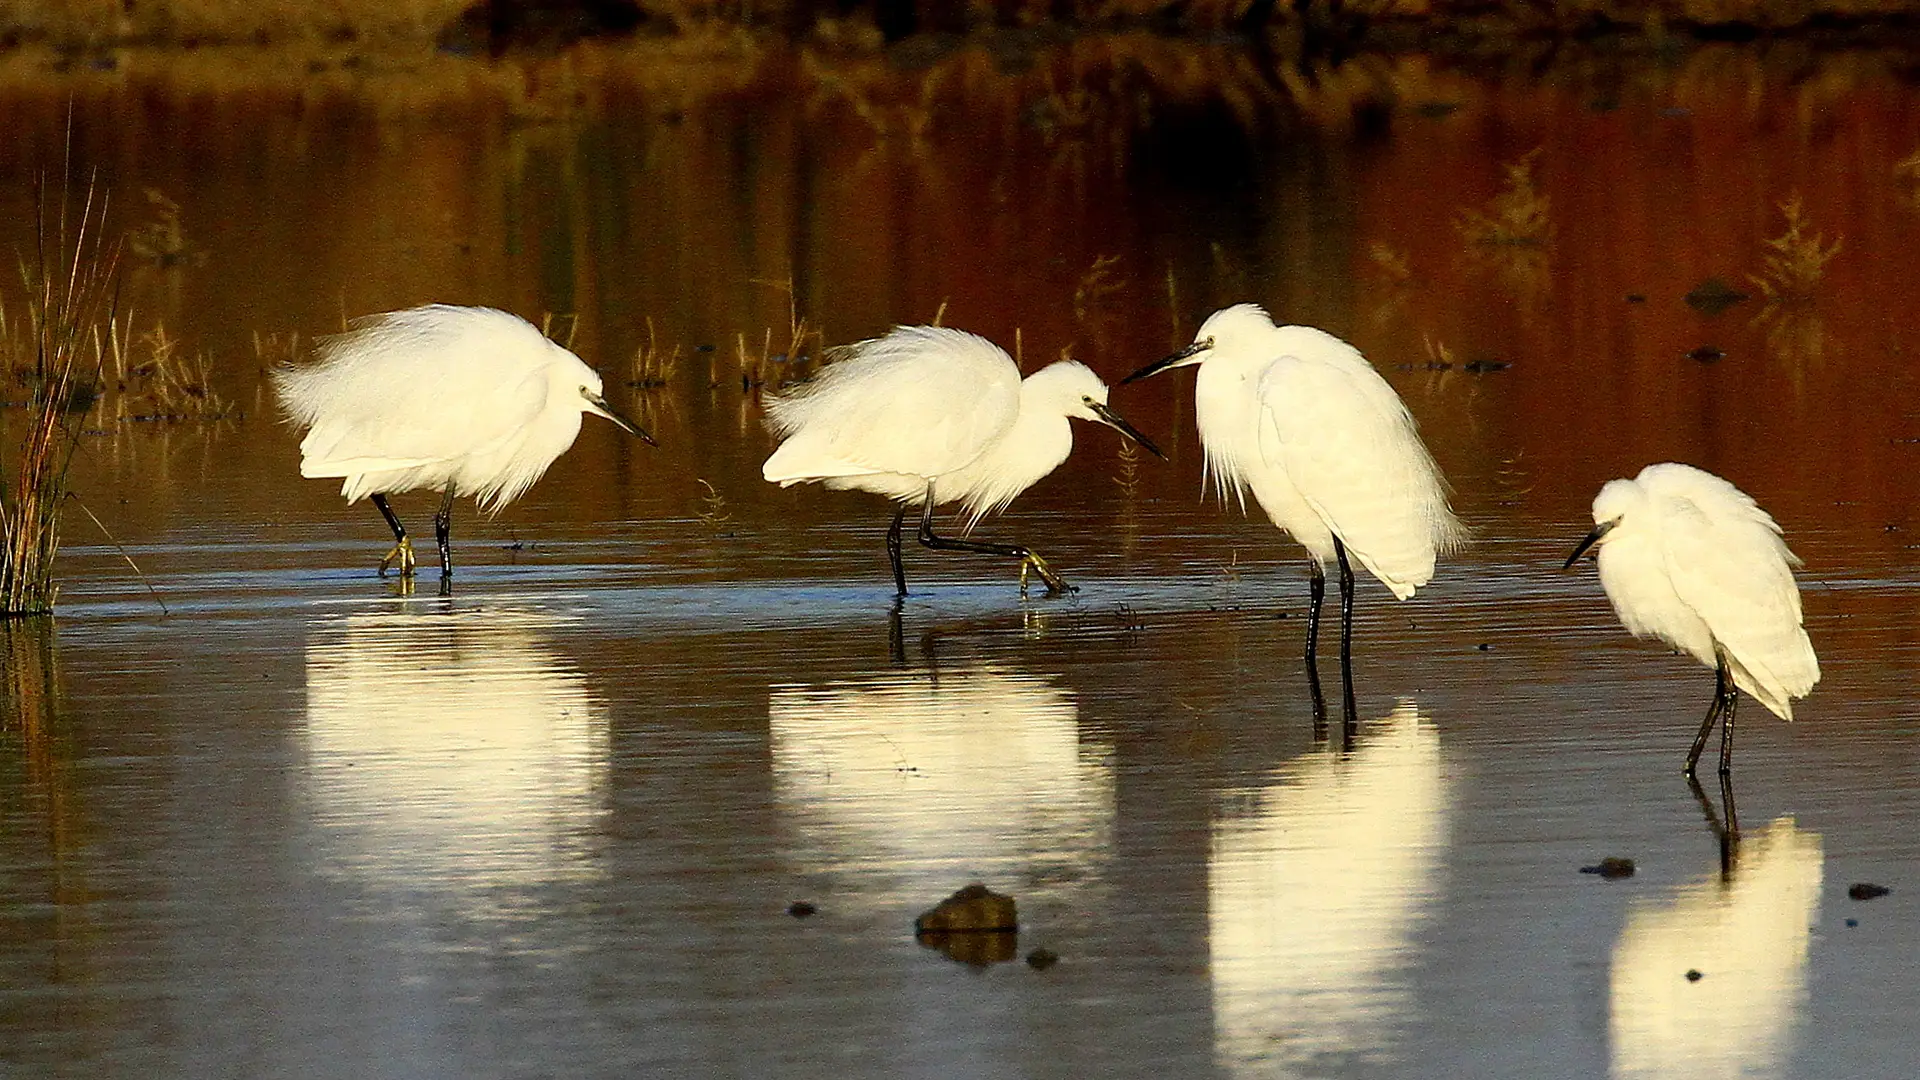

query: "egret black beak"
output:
1563 519 1616 569
1088 401 1167 460
583 389 659 446
1121 337 1214 386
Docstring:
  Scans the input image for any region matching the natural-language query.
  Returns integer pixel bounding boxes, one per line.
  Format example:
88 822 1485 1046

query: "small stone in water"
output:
1580 858 1636 879
915 883 1018 934
1685 969 1704 982
787 900 817 918
1026 948 1060 970
1848 882 1891 901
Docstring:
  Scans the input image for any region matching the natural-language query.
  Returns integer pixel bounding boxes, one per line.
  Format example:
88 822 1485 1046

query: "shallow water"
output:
6 42 1920 1078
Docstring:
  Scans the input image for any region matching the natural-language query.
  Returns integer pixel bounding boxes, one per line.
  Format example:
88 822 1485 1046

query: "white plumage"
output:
762 324 1161 596
1124 303 1463 717
273 303 651 578
1566 463 1820 772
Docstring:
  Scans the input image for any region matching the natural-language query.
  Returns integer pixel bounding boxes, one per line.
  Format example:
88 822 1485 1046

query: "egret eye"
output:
1082 395 1096 406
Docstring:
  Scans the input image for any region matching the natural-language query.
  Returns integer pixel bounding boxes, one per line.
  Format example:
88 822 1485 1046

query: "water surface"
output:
5 41 1920 1078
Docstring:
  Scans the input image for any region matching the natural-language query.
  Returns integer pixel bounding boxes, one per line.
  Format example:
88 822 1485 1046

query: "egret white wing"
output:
1255 346 1461 597
275 306 560 475
762 326 1020 483
290 367 549 478
1655 493 1819 718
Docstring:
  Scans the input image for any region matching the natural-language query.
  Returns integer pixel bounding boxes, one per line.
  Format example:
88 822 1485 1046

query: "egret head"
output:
566 359 658 446
1030 361 1165 459
1122 303 1276 384
1563 477 1642 568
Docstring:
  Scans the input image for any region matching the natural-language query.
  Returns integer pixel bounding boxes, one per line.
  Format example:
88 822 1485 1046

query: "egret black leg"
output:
371 494 415 578
1687 770 1742 876
1684 658 1734 777
1717 681 1739 778
914 494 1074 596
1334 535 1359 725
1306 562 1328 731
888 504 909 598
1718 767 1741 844
434 483 456 580
888 597 906 665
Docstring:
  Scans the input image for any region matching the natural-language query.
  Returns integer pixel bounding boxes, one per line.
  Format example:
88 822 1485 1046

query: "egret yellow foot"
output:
1018 552 1074 597
379 536 417 578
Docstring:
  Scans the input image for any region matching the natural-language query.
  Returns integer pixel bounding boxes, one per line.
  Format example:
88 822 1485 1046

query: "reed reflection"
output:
768 658 1112 909
1609 816 1823 1080
1 620 76 896
297 607 609 904
1208 701 1449 1076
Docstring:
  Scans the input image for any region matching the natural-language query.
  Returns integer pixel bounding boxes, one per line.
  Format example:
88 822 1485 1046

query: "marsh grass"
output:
1458 148 1551 247
733 278 821 390
694 478 735 531
127 188 199 267
1458 149 1552 310
1898 147 1920 209
104 321 235 421
1113 438 1142 498
1752 195 1841 302
630 317 683 388
1 177 120 616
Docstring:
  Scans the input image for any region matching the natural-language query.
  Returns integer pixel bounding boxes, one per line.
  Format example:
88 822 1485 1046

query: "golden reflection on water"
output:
0 43 1911 568
1610 818 1824 1080
768 660 1111 903
297 607 610 901
1208 701 1449 1075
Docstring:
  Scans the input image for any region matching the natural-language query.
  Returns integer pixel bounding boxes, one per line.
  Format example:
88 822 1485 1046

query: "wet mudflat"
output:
5 38 1920 1078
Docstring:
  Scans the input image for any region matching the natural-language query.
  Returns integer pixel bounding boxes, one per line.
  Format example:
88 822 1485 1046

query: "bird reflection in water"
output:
299 607 610 906
1208 701 1450 1075
768 656 1112 964
1610 803 1822 1079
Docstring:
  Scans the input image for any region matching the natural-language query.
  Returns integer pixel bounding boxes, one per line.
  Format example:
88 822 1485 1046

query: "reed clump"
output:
103 321 236 421
1 179 121 616
1752 195 1841 302
731 278 820 391
630 316 684 388
1457 147 1551 247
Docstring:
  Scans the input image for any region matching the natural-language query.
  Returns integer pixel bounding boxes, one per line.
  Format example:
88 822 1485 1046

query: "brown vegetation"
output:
1 179 119 615
0 0 1914 58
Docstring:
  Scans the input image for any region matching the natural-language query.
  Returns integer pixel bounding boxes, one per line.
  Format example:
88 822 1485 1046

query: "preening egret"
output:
1124 304 1465 723
1563 462 1820 777
273 304 654 580
761 324 1163 597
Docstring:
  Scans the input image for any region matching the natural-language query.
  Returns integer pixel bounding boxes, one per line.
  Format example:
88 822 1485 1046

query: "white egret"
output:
1123 304 1464 722
761 324 1163 597
273 304 654 580
1564 463 1820 776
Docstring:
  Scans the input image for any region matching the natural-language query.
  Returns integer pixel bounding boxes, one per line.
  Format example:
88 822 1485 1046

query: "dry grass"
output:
1 0 465 48
1752 195 1841 302
693 478 734 530
1457 147 1551 247
733 278 821 391
126 188 202 267
629 316 683 389
101 321 235 421
2 176 121 616
4 0 1919 51
1113 437 1142 498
